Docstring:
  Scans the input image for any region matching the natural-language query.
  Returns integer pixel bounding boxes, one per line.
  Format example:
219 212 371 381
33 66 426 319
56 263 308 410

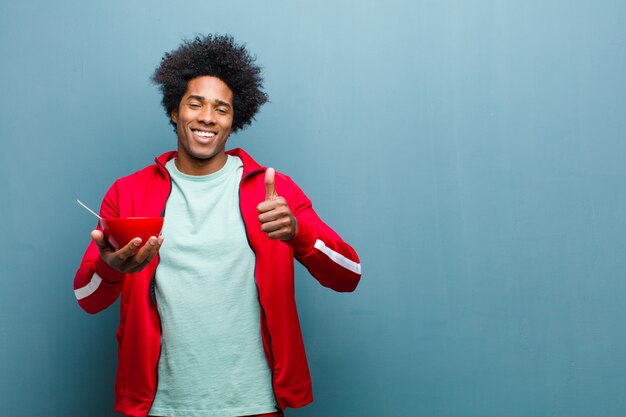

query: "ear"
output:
170 109 178 125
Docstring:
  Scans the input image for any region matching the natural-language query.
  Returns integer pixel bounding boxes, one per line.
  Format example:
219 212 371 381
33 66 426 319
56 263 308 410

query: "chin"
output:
193 148 223 160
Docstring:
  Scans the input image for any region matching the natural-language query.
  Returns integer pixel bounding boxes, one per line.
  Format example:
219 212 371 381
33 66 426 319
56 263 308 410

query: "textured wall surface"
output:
1 1 625 416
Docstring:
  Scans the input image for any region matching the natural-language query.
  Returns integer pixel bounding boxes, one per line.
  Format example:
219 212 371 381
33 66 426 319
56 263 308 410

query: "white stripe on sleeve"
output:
74 273 103 300
313 239 362 275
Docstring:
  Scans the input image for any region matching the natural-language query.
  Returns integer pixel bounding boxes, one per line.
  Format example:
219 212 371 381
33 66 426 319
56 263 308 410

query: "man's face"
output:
171 75 234 175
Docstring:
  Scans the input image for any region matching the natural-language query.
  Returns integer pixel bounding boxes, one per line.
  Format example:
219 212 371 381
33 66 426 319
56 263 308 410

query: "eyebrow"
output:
187 95 232 108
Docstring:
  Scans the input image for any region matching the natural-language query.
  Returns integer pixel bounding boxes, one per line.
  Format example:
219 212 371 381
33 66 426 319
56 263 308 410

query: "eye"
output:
216 107 228 115
189 102 201 109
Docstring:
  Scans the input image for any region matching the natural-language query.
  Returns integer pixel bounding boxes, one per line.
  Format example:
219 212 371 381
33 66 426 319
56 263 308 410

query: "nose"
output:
197 107 216 125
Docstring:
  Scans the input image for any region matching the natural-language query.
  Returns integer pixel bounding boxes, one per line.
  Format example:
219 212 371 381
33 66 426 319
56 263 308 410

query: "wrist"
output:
94 256 125 282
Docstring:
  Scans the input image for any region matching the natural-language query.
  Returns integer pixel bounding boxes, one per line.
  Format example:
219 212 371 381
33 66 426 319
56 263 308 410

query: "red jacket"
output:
74 148 362 417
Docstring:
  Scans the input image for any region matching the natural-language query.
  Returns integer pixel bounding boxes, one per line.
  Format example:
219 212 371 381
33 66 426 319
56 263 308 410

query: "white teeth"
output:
194 130 216 137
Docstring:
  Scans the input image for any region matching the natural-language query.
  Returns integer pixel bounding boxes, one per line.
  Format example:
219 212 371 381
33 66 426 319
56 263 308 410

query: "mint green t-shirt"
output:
148 155 276 417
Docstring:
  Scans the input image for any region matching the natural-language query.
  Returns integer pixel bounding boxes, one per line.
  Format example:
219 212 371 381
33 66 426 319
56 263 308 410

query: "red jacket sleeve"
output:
73 182 126 314
283 181 362 292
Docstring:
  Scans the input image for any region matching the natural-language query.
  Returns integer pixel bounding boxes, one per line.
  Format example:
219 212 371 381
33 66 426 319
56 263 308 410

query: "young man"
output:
74 34 361 417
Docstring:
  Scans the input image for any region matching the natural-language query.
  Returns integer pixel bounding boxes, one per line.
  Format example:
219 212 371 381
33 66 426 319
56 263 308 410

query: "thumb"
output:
91 229 109 250
265 167 277 200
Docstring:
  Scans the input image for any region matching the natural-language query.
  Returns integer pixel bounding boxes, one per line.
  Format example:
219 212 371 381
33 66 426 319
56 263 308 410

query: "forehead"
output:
184 76 233 103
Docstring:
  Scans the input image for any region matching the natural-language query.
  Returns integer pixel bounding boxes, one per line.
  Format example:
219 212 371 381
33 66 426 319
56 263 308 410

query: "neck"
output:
175 152 228 176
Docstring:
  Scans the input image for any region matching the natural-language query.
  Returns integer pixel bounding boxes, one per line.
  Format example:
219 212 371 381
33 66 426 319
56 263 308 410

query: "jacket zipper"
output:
146 156 173 413
239 168 283 414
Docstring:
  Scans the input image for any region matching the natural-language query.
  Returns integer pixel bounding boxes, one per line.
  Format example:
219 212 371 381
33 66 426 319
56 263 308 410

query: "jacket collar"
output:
227 147 264 176
154 148 264 176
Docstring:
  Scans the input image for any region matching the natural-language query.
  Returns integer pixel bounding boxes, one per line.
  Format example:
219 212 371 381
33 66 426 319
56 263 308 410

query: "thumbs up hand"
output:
256 167 298 241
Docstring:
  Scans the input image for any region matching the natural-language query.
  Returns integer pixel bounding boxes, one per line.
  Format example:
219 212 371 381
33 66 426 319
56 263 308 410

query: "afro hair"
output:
152 34 268 133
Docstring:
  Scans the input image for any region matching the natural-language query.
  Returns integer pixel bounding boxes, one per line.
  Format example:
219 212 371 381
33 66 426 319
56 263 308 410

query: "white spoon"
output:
76 199 102 220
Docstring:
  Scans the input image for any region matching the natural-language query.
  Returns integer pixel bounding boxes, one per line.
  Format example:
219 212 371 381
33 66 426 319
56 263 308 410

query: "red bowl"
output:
99 217 164 250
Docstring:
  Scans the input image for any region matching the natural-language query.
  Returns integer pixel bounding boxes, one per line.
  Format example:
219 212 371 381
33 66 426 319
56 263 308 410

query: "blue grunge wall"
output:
1 1 625 416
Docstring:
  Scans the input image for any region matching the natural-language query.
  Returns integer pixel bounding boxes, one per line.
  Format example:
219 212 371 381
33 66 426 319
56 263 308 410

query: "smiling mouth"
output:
192 129 217 138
